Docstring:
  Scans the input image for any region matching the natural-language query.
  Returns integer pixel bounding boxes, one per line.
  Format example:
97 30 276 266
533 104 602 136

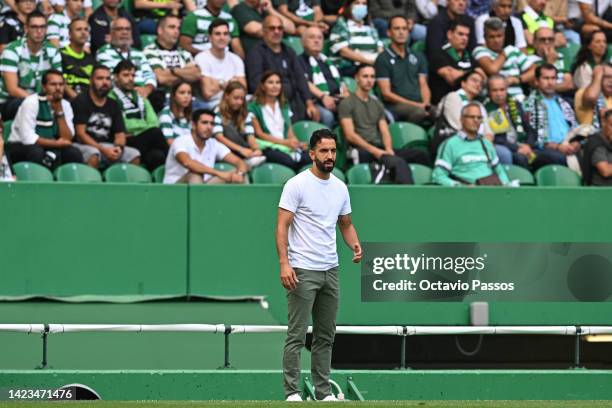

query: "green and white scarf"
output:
112 87 145 120
309 54 341 95
35 94 57 140
523 91 577 146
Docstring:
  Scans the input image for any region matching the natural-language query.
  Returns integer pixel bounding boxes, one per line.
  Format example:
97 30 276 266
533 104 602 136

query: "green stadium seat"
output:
251 163 295 184
382 38 391 48
282 36 304 55
299 164 346 182
503 164 535 185
103 163 152 183
346 163 372 184
13 162 54 182
140 34 157 49
323 39 332 56
409 163 432 185
292 121 328 143
152 165 165 183
560 43 580 68
3 120 12 141
608 44 612 58
389 122 428 149
535 165 582 187
55 163 103 183
214 162 236 172
341 77 357 93
411 40 425 54
332 126 347 170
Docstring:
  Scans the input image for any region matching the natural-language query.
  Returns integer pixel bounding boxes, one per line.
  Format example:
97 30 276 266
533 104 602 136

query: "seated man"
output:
529 27 574 93
428 20 475 105
426 0 476 57
475 0 526 50
575 62 612 129
473 17 535 100
109 61 169 171
6 69 82 168
523 63 579 167
519 0 554 50
432 102 510 186
0 11 63 121
568 0 612 43
582 110 612 186
275 0 333 35
61 18 94 100
89 0 141 53
339 65 430 170
144 15 200 112
299 25 343 129
72 65 141 168
375 14 433 125
0 0 36 52
485 75 537 168
164 108 248 184
47 0 87 48
180 0 244 58
96 18 157 98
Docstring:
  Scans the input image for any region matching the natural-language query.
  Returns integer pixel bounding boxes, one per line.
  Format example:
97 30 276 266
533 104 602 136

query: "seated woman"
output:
248 71 311 171
328 0 383 76
159 81 193 145
213 81 266 169
572 30 609 89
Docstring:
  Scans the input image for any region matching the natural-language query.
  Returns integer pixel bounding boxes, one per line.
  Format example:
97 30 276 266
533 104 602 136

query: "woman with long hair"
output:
572 30 609 89
214 81 266 168
249 71 311 171
159 81 193 145
328 0 383 76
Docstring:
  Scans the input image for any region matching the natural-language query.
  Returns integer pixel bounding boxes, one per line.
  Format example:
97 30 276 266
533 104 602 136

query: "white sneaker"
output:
321 394 339 401
246 156 266 169
286 393 303 402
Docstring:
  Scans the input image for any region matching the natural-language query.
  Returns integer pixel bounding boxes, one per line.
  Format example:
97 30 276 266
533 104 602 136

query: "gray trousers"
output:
283 267 339 400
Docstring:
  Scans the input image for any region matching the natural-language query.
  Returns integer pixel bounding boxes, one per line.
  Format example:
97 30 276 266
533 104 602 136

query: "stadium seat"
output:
411 40 425 54
12 162 54 182
560 43 580 68
214 162 236 172
55 163 103 183
152 165 165 183
332 126 347 170
140 35 157 49
409 163 432 185
103 163 152 183
389 122 428 149
609 44 612 58
292 121 328 143
250 163 295 184
342 77 357 93
535 165 582 187
299 164 346 182
2 120 12 141
503 164 535 186
346 163 372 184
282 36 304 55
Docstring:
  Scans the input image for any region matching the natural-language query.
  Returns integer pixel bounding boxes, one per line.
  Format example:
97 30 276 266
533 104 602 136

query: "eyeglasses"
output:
536 37 554 43
265 25 283 31
462 115 483 121
113 26 131 31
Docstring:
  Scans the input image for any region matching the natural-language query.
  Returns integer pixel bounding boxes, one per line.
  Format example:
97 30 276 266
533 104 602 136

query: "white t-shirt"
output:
194 49 245 105
9 94 74 144
262 101 286 139
474 14 527 49
163 134 230 184
278 169 352 271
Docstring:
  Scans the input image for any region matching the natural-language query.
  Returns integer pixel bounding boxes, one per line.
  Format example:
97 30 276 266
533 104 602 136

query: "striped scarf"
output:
523 91 577 146
35 94 57 140
112 87 145 120
592 94 608 129
309 54 341 95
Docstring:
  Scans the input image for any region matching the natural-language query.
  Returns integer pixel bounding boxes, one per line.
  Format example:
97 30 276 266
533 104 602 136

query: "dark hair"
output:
459 69 484 85
604 109 612 122
253 71 286 107
535 63 557 79
388 14 408 28
69 17 87 32
156 14 180 32
192 109 215 123
170 81 193 123
354 63 375 76
448 18 471 33
341 0 368 21
42 69 64 86
113 59 136 75
219 81 249 133
26 11 45 25
91 64 110 78
571 30 609 74
309 128 336 149
208 18 229 35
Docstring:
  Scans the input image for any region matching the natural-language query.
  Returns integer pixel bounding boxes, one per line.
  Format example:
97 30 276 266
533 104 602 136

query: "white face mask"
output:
351 4 368 21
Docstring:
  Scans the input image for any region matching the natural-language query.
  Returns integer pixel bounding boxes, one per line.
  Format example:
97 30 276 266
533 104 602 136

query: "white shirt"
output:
475 14 527 49
9 94 74 144
194 49 245 104
262 101 286 139
163 133 230 184
569 0 611 18
279 169 352 271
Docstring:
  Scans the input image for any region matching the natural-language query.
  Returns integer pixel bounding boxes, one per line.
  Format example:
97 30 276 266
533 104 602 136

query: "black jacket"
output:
88 6 142 54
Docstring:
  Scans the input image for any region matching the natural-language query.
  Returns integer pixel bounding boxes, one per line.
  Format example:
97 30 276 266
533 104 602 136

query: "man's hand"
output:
321 94 336 111
230 171 245 184
352 243 362 263
558 143 575 155
280 263 299 290
384 147 395 156
306 102 320 121
517 143 533 156
372 147 387 160
101 145 121 161
56 139 72 148
218 171 234 182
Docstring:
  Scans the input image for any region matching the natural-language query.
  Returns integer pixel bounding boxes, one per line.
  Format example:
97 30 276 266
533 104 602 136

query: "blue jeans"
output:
317 104 336 129
495 144 513 165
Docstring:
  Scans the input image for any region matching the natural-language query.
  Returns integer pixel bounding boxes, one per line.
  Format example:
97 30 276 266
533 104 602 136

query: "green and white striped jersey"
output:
180 8 239 52
329 17 382 69
143 42 194 71
159 105 192 140
96 45 157 88
0 38 62 104
47 12 70 48
473 45 533 98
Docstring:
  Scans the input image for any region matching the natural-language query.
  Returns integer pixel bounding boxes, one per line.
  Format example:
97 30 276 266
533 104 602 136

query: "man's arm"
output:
276 208 298 290
378 118 393 153
179 35 202 56
75 123 120 160
377 78 426 108
579 2 612 30
175 151 226 178
220 151 249 174
475 52 506 76
419 74 431 105
436 66 465 86
556 72 575 93
340 117 385 159
337 213 362 263
582 65 604 108
3 71 30 98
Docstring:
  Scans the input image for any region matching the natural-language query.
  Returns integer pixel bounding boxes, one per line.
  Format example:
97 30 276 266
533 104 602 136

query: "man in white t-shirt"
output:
276 128 362 402
194 19 246 109
568 0 612 41
163 109 248 184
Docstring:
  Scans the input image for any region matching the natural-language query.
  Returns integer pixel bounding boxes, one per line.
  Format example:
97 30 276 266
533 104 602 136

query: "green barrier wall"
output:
0 183 188 297
2 183 612 325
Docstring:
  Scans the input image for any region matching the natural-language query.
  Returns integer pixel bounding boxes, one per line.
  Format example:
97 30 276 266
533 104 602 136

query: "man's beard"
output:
93 85 110 98
315 157 335 173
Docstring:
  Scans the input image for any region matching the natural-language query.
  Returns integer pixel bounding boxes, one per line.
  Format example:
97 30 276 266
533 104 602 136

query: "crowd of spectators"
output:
0 0 610 185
